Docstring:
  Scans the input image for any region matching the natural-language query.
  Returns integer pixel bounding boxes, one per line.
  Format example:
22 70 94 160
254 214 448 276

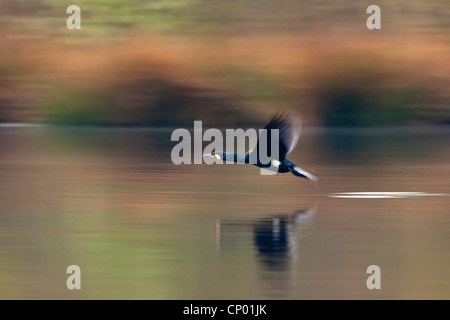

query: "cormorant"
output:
203 112 317 182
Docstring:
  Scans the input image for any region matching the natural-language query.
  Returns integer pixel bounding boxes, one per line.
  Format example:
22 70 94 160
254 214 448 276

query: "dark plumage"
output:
204 112 317 183
253 112 301 162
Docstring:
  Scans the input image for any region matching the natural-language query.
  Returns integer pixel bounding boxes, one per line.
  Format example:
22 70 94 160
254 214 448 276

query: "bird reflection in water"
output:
253 207 316 269
214 206 316 270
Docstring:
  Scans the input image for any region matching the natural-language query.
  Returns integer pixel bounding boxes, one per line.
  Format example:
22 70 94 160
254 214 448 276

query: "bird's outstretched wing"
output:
251 112 302 161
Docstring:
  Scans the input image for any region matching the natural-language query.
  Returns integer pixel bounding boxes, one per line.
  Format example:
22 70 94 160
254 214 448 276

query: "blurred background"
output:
0 1 449 300
0 0 449 126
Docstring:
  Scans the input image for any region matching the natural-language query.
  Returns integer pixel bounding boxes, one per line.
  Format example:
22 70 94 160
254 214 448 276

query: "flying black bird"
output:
203 112 317 182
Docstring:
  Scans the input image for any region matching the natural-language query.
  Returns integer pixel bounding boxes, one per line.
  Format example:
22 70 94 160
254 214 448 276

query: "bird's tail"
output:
289 166 319 188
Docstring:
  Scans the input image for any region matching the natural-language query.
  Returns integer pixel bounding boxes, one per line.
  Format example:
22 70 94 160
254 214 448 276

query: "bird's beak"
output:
203 153 214 158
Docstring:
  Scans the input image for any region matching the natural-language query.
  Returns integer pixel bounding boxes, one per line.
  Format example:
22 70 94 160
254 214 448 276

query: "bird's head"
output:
203 151 227 161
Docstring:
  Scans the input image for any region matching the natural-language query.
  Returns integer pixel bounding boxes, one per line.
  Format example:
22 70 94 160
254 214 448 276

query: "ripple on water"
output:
329 192 448 199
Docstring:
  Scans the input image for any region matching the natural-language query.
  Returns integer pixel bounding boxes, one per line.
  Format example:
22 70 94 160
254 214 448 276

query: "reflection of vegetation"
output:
319 128 449 163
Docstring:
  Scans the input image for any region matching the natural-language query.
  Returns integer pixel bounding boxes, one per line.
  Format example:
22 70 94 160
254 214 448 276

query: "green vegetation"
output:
42 87 114 125
0 0 449 126
310 56 443 126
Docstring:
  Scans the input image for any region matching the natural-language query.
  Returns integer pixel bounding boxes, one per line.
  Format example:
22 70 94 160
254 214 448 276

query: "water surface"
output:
0 126 449 299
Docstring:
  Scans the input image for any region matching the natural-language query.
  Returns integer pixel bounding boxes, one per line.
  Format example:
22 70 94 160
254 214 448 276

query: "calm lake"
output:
0 125 449 299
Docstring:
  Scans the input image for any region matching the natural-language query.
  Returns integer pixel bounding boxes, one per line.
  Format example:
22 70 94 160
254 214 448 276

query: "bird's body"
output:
204 112 317 182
